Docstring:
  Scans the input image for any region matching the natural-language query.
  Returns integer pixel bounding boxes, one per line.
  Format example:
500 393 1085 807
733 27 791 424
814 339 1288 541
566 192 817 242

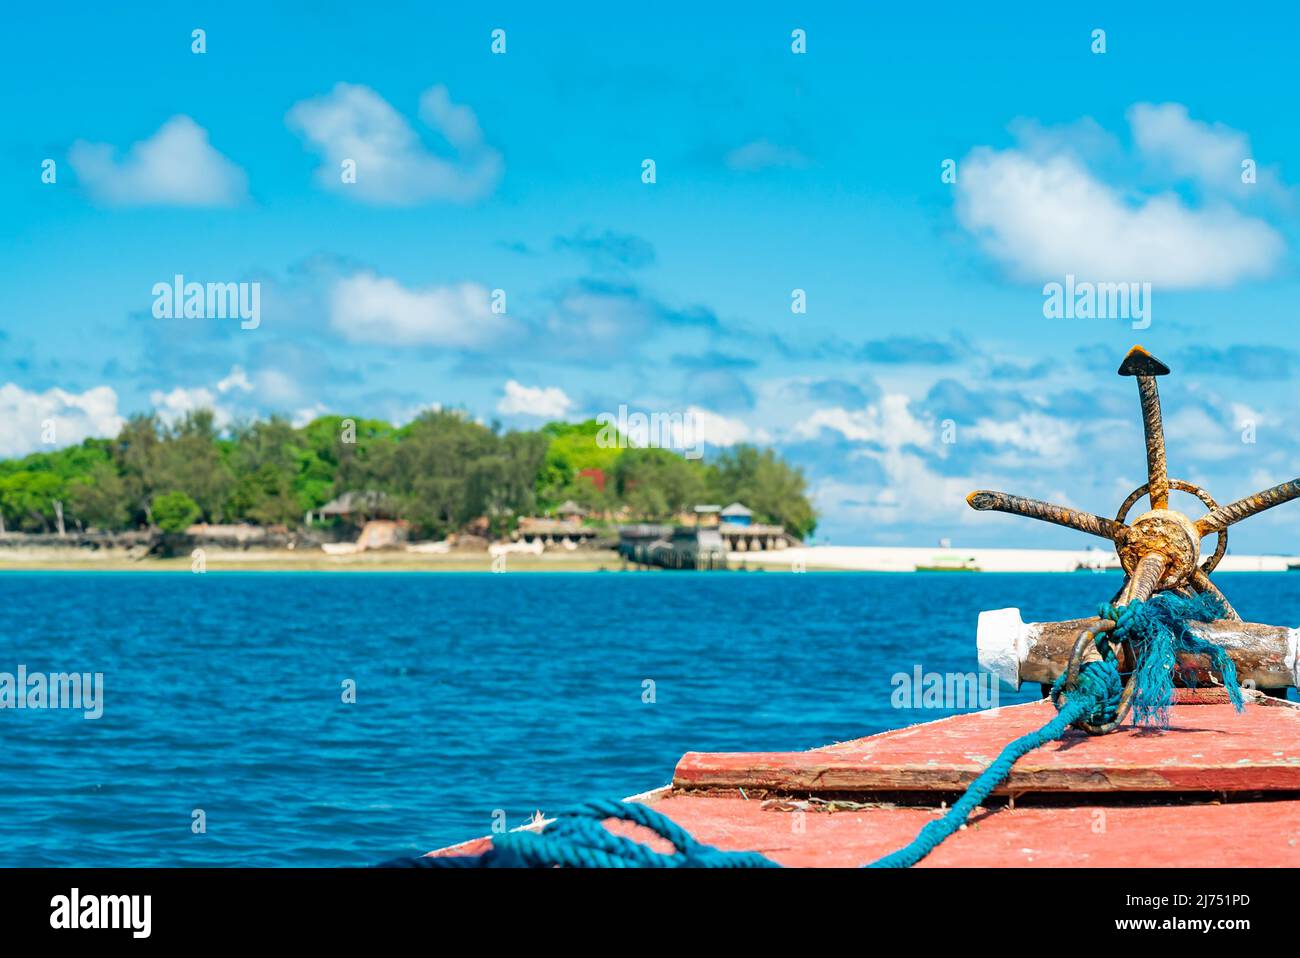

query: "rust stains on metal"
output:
966 490 1123 540
1196 477 1300 536
1118 345 1172 508
967 346 1300 618
1115 345 1171 377
1114 512 1194 594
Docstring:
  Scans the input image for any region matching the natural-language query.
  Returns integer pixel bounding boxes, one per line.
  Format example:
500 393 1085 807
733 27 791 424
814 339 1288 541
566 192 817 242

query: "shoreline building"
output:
618 501 801 568
719 501 793 552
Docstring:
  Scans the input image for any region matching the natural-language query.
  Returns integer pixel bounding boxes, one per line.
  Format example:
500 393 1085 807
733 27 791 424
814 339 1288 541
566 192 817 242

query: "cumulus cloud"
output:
497 380 573 418
813 450 976 526
955 104 1286 288
150 386 230 428
149 363 273 427
1127 102 1266 196
0 384 125 458
253 368 302 406
323 271 708 361
68 116 248 207
291 403 330 428
217 365 254 394
328 272 511 349
287 83 501 204
680 406 761 447
965 412 1079 459
599 405 760 454
792 394 933 449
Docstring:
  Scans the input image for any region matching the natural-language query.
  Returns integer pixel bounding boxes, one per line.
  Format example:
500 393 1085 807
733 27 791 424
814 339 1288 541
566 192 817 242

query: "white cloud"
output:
497 381 573 419
68 116 248 207
955 109 1285 288
1127 102 1257 195
813 450 975 526
966 412 1078 459
792 394 932 448
149 386 231 428
329 272 511 348
1163 403 1242 462
680 406 762 447
0 384 125 458
253 368 301 406
291 404 330 428
287 83 501 204
217 365 254 394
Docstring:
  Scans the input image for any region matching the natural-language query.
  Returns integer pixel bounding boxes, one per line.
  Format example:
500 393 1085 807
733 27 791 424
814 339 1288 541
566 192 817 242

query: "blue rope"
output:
382 594 1242 869
1099 591 1243 727
381 666 1115 871
379 798 781 868
866 658 1119 868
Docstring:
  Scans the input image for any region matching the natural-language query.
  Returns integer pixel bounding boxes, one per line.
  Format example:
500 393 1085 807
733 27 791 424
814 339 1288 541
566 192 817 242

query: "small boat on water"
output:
914 555 980 572
421 348 1300 867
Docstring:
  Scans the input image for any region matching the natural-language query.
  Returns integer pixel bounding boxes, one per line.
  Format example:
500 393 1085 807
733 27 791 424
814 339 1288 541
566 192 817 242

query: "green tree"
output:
225 417 305 525
382 410 501 536
153 411 234 520
535 420 622 511
112 414 165 525
0 407 819 542
709 444 817 539
321 415 398 506
473 430 549 535
67 461 129 530
613 447 707 520
0 470 64 532
152 491 201 533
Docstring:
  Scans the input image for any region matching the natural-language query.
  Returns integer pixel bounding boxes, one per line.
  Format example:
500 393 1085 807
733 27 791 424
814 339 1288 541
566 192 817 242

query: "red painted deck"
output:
431 690 1300 867
675 690 1300 794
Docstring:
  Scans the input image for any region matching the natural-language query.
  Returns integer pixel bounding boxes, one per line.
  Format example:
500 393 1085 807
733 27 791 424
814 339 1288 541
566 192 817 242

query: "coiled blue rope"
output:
384 593 1241 869
379 797 781 868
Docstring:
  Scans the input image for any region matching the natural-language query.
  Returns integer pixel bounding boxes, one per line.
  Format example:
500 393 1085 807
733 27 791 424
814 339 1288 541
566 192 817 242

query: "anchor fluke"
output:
967 346 1300 619
965 490 1124 540
1117 345 1170 377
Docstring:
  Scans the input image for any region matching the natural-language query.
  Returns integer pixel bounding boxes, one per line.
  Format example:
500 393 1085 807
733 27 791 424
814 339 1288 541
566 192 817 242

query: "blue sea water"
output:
0 570 1296 866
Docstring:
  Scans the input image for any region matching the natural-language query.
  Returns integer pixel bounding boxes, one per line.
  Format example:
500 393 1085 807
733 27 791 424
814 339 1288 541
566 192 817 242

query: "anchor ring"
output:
1115 479 1227 575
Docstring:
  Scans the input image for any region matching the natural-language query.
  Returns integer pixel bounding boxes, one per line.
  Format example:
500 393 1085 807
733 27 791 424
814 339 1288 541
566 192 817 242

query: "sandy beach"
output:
739 546 1300 573
2 544 1296 573
0 546 627 572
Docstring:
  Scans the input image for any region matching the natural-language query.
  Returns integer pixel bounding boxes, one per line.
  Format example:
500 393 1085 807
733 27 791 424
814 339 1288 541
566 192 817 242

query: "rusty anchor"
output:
971 346 1300 702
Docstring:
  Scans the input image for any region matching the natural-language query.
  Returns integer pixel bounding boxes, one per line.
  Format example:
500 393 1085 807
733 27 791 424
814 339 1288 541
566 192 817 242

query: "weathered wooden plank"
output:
672 696 1300 794
978 608 1300 690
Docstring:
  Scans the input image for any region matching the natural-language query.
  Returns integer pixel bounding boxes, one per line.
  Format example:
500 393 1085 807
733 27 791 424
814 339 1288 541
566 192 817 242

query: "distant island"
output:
0 409 817 570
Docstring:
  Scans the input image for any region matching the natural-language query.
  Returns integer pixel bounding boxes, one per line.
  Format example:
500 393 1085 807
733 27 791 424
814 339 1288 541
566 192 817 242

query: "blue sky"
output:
3 3 1300 550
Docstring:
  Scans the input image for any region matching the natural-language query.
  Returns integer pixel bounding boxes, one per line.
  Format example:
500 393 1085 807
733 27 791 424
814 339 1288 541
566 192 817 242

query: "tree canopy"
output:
0 409 817 539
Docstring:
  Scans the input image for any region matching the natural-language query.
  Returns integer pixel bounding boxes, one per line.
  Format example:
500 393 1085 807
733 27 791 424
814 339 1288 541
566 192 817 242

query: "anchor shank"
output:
966 491 1123 540
1136 375 1170 509
1122 552 1167 605
1195 478 1300 535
